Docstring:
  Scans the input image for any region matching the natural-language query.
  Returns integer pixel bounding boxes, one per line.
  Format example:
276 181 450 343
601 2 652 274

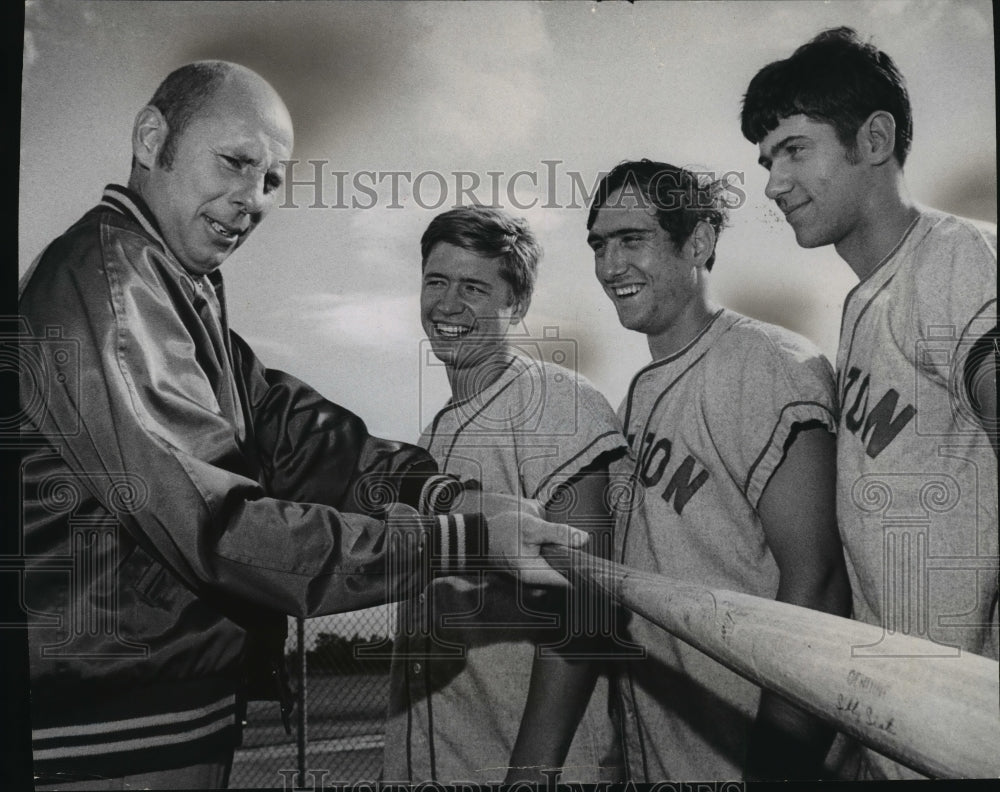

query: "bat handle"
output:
539 543 581 581
540 543 619 599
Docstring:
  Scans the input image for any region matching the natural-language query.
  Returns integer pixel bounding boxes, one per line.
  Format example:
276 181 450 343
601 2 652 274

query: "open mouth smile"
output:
609 284 643 298
433 322 473 338
206 216 244 243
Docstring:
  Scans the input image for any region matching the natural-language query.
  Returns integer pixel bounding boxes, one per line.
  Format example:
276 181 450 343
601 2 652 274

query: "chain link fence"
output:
231 607 395 788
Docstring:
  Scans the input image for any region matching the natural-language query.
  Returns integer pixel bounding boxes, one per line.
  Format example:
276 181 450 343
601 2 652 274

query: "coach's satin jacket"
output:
18 185 473 780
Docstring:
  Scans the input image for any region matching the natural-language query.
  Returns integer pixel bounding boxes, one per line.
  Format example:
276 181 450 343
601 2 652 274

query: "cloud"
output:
869 0 992 38
23 0 88 73
345 204 427 271
237 334 299 364
393 3 551 156
173 2 553 164
298 292 422 349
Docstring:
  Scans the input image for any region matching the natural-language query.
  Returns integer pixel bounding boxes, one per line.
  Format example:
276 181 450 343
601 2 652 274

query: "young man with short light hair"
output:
383 205 627 784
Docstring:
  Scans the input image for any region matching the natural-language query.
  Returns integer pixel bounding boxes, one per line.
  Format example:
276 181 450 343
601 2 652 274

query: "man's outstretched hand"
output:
450 489 545 520
489 510 588 588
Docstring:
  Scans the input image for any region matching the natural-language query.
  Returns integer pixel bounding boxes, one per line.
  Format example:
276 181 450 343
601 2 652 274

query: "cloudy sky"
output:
20 0 996 446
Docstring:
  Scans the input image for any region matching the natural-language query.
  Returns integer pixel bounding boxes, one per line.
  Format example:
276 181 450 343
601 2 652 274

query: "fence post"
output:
296 616 307 787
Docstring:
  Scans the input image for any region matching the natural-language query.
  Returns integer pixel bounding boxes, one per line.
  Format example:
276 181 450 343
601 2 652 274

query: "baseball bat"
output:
540 544 1000 779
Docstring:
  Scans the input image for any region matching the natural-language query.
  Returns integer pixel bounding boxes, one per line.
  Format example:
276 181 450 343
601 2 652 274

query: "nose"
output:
436 284 465 315
764 163 791 202
595 241 628 282
234 173 269 218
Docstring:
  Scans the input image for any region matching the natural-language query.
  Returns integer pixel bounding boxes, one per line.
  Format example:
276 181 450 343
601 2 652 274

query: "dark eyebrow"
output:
587 227 654 245
758 135 808 168
215 145 252 162
422 270 494 290
217 144 272 171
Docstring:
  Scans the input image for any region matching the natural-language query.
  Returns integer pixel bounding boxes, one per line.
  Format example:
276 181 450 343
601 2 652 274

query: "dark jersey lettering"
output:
840 366 916 458
630 431 709 516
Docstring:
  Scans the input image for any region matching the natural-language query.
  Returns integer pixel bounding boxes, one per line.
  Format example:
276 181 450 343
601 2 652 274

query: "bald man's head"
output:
129 61 294 274
146 61 293 169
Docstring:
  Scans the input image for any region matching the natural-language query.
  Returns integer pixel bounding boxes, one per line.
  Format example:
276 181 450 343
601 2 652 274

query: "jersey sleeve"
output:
511 360 627 503
905 216 997 395
703 324 837 508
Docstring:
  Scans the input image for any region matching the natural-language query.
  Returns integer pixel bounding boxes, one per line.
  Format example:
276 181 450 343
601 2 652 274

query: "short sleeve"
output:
703 323 837 508
907 215 997 388
508 359 627 502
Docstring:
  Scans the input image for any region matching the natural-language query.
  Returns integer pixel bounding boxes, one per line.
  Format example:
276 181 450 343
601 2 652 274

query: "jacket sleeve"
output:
19 221 483 617
231 331 445 514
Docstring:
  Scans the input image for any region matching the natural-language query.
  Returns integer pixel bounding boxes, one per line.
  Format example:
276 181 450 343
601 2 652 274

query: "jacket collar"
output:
99 184 226 293
99 184 169 252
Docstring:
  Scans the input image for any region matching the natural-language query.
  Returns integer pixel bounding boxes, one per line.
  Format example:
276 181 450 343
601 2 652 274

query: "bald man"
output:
19 61 583 789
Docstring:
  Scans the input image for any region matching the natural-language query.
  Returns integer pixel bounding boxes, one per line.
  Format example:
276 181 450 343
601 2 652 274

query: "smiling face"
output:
757 114 869 251
421 242 521 374
133 70 293 275
588 189 706 351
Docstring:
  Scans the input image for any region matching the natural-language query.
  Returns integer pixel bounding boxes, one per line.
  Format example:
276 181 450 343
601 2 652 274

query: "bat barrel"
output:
540 544 1000 779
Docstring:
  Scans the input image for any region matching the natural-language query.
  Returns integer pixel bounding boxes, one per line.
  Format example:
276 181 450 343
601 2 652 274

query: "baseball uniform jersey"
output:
383 350 627 783
614 308 837 781
834 207 998 781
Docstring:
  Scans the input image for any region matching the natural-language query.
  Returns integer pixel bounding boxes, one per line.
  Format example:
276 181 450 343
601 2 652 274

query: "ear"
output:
687 221 717 268
509 293 530 325
132 105 168 170
858 110 897 166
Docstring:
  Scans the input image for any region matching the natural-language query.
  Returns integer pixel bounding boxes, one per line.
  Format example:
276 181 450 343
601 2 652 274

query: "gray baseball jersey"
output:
834 208 998 781
613 308 837 781
382 351 627 783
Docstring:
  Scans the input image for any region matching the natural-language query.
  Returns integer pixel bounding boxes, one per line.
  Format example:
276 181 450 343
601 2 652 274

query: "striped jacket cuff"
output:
430 513 487 574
